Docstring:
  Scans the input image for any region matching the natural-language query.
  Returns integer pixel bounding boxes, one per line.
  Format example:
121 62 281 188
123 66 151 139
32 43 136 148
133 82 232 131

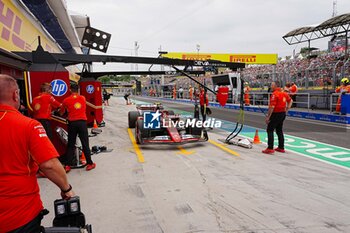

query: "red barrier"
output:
79 79 103 126
216 86 229 106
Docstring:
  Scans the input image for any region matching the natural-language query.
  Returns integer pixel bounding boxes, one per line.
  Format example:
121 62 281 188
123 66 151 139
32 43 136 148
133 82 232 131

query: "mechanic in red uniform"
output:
60 83 96 171
31 82 61 141
199 87 209 122
289 82 298 107
243 82 251 106
262 81 293 154
0 74 75 233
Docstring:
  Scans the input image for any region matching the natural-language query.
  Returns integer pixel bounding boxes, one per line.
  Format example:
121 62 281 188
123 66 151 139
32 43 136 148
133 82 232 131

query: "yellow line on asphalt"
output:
127 129 145 163
177 146 195 155
208 140 240 157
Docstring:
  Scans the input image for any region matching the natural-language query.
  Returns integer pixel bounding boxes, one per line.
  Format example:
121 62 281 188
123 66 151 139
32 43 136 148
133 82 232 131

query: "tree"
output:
111 75 132 82
98 75 110 84
300 47 319 55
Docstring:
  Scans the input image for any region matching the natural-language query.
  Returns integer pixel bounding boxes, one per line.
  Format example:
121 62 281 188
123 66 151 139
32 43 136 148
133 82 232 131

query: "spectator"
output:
242 52 344 89
0 74 75 233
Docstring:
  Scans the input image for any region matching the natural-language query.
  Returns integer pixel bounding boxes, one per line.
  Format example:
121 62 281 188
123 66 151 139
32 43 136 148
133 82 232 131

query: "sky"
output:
66 0 350 70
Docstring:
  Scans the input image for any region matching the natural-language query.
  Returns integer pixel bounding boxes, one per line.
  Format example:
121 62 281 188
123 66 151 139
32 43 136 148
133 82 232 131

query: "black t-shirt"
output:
103 93 111 100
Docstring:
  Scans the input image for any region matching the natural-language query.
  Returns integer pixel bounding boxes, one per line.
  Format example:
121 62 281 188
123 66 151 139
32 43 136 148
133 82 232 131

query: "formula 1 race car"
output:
128 103 208 144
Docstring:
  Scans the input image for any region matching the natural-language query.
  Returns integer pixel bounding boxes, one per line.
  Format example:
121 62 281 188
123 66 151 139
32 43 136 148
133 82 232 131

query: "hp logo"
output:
50 79 68 96
86 85 95 94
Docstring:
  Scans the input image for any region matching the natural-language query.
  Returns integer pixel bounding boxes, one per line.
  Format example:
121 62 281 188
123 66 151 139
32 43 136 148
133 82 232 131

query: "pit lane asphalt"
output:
133 96 350 149
38 96 350 233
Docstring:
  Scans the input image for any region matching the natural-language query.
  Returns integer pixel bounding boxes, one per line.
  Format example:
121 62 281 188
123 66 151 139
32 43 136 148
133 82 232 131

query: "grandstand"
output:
242 51 348 89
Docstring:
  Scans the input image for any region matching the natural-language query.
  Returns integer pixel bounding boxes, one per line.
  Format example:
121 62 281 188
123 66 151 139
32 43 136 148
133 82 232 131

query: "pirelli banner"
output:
163 53 278 65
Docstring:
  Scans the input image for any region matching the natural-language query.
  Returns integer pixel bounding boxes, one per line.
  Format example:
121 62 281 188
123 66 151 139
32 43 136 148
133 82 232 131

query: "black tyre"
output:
202 129 209 141
136 119 147 144
128 111 139 128
135 119 142 144
191 125 202 136
186 119 202 136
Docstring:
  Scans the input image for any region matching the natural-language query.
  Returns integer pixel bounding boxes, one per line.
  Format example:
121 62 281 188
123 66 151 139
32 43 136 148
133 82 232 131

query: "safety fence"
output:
111 87 133 96
160 91 217 101
137 95 350 124
249 92 310 109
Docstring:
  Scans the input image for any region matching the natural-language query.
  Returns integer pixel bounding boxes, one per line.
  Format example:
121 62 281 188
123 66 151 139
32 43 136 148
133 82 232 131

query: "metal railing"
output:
159 91 205 101
148 90 312 110
249 92 310 109
250 92 270 106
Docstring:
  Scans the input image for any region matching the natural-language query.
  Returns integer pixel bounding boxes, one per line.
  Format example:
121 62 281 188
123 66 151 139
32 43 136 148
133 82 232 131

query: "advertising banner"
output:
0 0 61 52
163 52 278 65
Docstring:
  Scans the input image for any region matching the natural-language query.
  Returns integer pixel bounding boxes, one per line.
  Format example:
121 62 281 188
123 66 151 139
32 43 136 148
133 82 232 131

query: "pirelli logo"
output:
230 55 257 63
164 53 277 64
182 54 212 61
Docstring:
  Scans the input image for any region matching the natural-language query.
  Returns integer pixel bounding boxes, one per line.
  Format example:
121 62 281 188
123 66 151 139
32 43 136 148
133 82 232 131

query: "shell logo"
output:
34 103 41 110
74 102 82 109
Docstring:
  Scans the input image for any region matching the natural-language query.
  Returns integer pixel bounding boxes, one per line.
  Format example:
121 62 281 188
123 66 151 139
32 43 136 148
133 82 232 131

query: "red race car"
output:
128 103 208 144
